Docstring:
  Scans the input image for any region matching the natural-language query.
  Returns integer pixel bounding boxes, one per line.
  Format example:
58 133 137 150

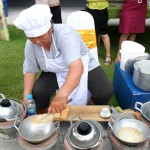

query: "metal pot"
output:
135 101 150 122
14 115 59 143
65 116 103 149
0 94 26 139
133 60 150 91
108 118 150 146
0 94 24 121
124 53 150 74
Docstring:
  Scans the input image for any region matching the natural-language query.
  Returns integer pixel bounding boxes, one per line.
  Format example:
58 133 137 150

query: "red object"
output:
119 0 147 33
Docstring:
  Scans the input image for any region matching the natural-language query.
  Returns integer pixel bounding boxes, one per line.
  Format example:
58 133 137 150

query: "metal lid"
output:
125 53 150 74
0 99 22 121
66 120 103 149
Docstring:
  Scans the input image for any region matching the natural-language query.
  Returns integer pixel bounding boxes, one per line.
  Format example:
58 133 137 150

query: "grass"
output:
0 25 150 107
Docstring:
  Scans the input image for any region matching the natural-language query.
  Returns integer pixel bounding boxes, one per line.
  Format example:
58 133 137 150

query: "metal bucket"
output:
133 60 150 91
119 41 145 71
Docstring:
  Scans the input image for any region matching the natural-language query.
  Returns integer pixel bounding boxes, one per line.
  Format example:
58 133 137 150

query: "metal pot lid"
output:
66 120 103 149
0 98 22 121
125 53 150 74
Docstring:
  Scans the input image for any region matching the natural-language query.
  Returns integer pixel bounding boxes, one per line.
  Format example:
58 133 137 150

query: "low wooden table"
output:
64 105 111 122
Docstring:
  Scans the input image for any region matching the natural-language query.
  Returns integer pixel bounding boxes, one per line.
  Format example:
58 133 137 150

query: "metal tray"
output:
125 53 150 74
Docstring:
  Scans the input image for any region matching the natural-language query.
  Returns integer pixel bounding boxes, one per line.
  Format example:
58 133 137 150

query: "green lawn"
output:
0 25 150 107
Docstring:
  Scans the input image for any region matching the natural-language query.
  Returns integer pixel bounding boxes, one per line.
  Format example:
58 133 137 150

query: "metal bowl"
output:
108 118 150 146
14 115 59 143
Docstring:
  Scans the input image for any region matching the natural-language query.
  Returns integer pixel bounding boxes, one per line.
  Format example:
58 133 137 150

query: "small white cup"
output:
100 108 111 118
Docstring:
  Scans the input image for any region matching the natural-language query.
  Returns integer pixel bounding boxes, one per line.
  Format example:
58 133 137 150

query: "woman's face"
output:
28 28 52 47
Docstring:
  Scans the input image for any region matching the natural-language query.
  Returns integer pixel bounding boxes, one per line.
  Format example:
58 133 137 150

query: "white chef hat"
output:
13 4 52 37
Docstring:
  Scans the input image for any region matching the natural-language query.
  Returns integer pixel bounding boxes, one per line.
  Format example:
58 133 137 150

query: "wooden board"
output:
54 105 111 122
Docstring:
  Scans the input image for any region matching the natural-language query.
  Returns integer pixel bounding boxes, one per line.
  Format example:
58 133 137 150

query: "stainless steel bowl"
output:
108 118 150 146
14 115 59 143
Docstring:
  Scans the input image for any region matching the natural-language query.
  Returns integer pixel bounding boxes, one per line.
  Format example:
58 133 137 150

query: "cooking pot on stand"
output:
0 94 26 139
65 116 103 149
135 101 150 122
14 115 59 143
0 94 23 121
108 118 150 147
133 60 150 91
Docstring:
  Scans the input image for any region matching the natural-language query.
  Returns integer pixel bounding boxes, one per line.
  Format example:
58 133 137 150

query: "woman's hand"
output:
48 96 67 114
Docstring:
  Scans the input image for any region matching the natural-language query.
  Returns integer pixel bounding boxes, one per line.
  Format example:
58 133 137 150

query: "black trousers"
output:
50 6 62 23
33 66 113 109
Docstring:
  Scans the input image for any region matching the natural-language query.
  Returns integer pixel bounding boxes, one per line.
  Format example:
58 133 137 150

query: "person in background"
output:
35 0 62 23
13 4 113 114
86 0 112 65
115 0 147 62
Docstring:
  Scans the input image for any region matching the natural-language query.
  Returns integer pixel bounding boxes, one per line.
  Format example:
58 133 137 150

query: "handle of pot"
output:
14 116 21 132
108 116 129 130
70 116 82 126
52 121 60 135
135 101 143 112
0 94 6 99
108 118 116 131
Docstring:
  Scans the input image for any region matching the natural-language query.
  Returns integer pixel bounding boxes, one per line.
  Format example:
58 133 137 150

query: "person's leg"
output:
118 33 129 50
32 72 59 113
129 33 136 41
115 33 129 62
101 34 111 65
98 8 111 65
50 6 62 23
88 66 113 105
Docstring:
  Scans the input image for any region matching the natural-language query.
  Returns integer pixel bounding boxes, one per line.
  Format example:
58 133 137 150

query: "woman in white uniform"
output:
13 4 113 114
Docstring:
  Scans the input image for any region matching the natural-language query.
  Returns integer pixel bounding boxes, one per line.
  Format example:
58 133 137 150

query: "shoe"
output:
104 56 112 65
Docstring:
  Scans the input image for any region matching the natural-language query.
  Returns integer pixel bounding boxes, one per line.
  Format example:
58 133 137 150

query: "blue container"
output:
113 62 150 109
3 0 8 17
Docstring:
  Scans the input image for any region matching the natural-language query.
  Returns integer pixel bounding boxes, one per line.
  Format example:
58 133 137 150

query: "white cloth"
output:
42 34 89 105
13 4 52 37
